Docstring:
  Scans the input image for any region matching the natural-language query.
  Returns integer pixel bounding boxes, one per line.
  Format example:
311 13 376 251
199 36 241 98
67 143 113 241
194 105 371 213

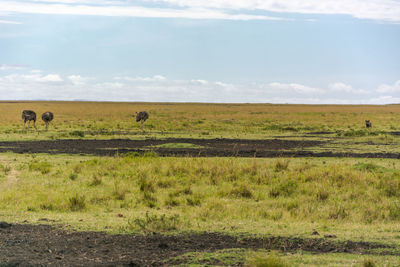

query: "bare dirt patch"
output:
0 138 322 157
0 138 398 158
0 223 395 266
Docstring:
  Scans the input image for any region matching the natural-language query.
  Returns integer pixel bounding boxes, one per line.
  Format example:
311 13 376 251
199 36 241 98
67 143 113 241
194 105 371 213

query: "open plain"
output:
1 101 400 266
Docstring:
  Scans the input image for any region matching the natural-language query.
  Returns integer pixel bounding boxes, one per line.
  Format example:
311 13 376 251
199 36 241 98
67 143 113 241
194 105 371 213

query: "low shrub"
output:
129 212 181 233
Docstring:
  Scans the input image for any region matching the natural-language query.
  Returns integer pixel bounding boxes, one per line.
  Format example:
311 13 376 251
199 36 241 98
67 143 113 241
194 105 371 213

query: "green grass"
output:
0 153 400 246
168 249 400 267
154 143 204 149
1 101 400 142
2 102 400 157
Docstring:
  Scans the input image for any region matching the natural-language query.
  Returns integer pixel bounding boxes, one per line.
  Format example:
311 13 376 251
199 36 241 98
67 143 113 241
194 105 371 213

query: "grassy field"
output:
2 101 400 155
1 101 400 139
1 153 400 265
1 101 400 265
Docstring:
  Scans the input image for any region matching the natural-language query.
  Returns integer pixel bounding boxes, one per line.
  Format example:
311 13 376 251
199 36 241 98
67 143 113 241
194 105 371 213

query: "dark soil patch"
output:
307 131 334 135
0 138 398 158
0 138 323 158
0 224 395 266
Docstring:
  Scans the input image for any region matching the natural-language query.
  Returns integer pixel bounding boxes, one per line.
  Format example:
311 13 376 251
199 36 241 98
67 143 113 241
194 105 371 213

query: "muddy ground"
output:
0 138 399 158
0 223 395 266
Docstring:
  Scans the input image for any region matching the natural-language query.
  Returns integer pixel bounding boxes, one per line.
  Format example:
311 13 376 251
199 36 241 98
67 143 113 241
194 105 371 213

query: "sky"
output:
0 0 400 104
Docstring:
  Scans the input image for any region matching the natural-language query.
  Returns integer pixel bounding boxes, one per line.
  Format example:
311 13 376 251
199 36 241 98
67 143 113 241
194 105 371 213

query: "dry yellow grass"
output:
1 101 400 139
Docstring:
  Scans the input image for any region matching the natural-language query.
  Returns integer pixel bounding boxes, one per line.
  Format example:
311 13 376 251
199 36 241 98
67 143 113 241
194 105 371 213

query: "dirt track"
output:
0 138 399 158
0 223 395 266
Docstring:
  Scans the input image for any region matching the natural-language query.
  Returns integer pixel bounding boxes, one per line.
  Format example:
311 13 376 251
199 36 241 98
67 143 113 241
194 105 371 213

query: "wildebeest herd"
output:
22 110 150 130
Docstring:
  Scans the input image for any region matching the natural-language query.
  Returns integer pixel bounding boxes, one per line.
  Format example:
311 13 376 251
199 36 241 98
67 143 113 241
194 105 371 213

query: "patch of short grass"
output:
155 143 204 149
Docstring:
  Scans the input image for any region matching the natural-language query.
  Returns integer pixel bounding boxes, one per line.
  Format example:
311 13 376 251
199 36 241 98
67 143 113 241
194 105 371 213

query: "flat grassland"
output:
1 101 400 266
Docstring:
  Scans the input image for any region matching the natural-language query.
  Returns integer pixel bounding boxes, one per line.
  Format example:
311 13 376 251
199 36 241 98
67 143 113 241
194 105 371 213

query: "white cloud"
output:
39 74 63 82
1 73 63 83
377 80 400 93
329 82 368 94
118 75 167 82
2 0 398 22
190 79 208 85
1 70 400 104
0 19 21 24
147 0 400 22
68 75 91 85
268 82 323 94
0 64 25 71
0 1 283 21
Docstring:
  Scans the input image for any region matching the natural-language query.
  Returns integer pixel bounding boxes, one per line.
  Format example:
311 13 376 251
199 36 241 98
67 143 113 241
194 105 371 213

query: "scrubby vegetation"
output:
1 154 400 243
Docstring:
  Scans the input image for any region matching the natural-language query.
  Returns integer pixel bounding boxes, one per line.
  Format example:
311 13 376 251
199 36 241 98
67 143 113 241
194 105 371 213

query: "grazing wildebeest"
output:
22 110 37 130
365 120 372 128
136 111 149 130
41 111 54 130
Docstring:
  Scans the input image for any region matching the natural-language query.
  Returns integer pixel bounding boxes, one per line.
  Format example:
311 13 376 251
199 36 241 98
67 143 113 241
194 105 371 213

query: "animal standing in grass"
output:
365 120 372 128
22 110 37 130
136 111 149 130
42 111 54 130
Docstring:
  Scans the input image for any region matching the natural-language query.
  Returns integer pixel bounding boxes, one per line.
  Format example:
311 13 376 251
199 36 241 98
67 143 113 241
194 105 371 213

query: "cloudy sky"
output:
0 0 400 103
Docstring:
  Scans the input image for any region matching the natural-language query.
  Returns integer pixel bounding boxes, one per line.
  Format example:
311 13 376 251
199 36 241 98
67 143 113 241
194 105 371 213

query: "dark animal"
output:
136 111 149 130
365 120 372 128
22 110 37 130
41 111 54 130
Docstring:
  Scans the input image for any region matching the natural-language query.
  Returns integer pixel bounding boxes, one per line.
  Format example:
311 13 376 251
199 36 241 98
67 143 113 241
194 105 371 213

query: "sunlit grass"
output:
1 101 400 141
0 153 400 246
169 249 400 267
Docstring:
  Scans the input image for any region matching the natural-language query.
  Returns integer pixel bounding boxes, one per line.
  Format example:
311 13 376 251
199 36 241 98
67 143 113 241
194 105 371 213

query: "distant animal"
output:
136 111 149 130
22 110 37 130
41 111 54 130
365 120 372 128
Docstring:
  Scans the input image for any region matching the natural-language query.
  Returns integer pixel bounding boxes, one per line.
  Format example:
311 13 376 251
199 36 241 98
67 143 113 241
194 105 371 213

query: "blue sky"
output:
0 0 400 103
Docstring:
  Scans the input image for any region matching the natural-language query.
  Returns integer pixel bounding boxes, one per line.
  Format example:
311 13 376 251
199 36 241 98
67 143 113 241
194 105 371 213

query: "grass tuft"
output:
274 159 290 172
362 258 376 267
245 251 288 267
69 194 86 211
231 184 253 198
129 212 181 233
29 161 51 174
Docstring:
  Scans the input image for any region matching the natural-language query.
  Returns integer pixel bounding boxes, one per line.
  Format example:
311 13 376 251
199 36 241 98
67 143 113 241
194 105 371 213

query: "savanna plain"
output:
1 101 400 266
